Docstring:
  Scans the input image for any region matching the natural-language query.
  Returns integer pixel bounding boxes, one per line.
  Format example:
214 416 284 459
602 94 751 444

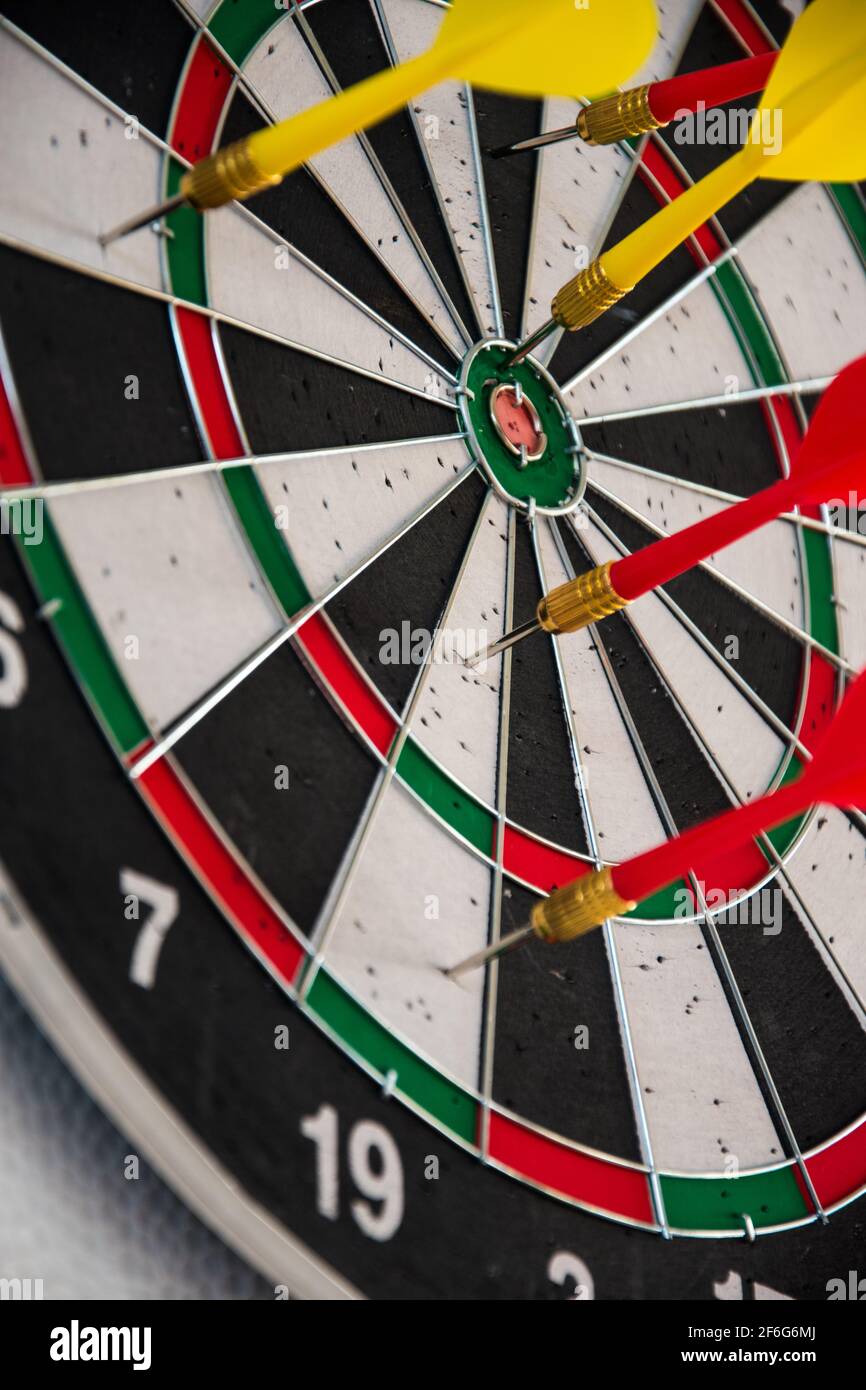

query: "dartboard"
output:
1 0 865 1302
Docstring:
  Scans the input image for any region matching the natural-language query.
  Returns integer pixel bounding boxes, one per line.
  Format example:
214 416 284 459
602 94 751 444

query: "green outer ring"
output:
460 340 583 510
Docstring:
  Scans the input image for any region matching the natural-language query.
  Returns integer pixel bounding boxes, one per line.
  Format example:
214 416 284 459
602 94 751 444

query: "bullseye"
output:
488 382 547 463
457 339 584 514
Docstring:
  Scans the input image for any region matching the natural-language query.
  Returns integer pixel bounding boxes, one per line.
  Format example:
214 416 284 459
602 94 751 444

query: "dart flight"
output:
490 50 776 156
101 0 657 244
468 354 866 666
507 0 866 355
448 664 866 977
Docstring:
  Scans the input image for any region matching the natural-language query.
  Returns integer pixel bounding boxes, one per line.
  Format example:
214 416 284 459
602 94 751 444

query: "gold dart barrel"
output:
531 866 636 943
180 136 281 210
536 560 627 634
577 85 663 145
551 257 629 332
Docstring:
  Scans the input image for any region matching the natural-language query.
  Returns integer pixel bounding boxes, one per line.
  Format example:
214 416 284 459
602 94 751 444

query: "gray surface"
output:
0 970 272 1301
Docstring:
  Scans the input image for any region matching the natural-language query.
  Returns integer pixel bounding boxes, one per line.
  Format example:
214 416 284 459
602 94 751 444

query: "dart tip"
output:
443 951 486 981
99 192 187 246
443 956 484 981
445 923 536 978
461 647 488 669
485 143 514 160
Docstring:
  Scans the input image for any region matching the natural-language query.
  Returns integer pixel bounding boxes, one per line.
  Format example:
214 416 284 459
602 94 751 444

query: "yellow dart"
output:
508 0 866 362
101 0 657 245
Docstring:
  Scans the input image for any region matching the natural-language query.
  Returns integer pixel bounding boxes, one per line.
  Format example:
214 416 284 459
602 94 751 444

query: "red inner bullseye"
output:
491 386 543 454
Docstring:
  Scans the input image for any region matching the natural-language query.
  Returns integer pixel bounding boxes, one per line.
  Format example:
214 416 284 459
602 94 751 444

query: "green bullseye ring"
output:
457 339 585 513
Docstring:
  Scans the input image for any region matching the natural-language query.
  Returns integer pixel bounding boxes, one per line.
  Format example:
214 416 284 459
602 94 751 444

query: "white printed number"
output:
0 592 27 708
301 1104 404 1241
548 1251 594 1300
119 869 179 988
714 1270 791 1301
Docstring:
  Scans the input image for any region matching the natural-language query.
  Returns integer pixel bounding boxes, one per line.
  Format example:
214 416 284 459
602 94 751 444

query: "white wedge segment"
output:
536 521 668 861
577 514 788 808
405 490 509 804
833 540 866 671
610 915 785 1170
205 204 452 398
0 31 164 293
254 438 471 600
377 0 499 335
737 184 866 380
522 0 703 339
587 455 803 630
566 281 754 418
322 781 490 1089
242 13 465 355
782 810 866 1012
48 475 282 730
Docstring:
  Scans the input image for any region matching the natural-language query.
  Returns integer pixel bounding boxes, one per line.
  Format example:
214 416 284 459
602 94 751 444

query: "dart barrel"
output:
537 560 628 633
180 137 281 210
577 85 663 145
551 258 629 331
531 867 636 942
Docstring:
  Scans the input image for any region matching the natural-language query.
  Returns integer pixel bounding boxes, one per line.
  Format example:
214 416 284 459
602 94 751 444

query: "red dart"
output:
641 52 777 127
488 52 777 156
448 666 866 975
609 352 866 603
612 663 866 909
467 355 866 669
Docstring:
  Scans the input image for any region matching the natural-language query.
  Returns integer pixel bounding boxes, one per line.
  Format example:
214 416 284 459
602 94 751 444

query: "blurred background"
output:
0 972 270 1300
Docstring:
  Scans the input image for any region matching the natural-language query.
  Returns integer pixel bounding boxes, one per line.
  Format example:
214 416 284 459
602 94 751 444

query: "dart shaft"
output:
647 52 776 125
610 473 798 602
488 123 579 158
466 561 628 666
99 192 186 246
445 924 534 978
602 147 753 291
245 49 437 185
604 46 866 292
465 618 541 667
449 733 844 976
613 777 811 906
580 56 777 144
505 318 556 366
494 54 777 156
